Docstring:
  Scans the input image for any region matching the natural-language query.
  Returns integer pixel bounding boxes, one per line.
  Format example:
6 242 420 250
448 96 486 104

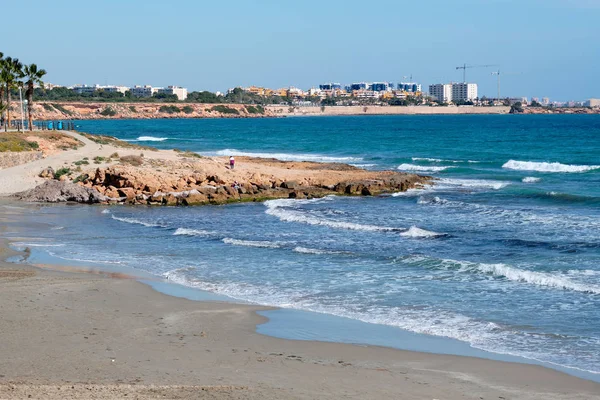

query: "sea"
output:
3 115 600 380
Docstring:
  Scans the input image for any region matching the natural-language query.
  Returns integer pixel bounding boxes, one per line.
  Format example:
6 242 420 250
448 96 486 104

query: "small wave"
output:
101 209 111 214
51 226 65 230
503 160 600 173
211 149 362 163
111 215 166 228
397 164 452 173
522 177 541 183
137 136 168 142
437 178 509 190
412 157 479 164
265 199 401 232
173 228 213 237
12 242 65 248
293 246 343 255
350 163 377 168
222 238 282 248
47 251 123 265
400 226 443 238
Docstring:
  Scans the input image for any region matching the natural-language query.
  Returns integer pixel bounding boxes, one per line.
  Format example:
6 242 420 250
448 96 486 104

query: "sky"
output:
1 0 598 101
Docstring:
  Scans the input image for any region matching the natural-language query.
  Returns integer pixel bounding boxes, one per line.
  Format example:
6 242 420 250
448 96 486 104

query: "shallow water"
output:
5 115 600 377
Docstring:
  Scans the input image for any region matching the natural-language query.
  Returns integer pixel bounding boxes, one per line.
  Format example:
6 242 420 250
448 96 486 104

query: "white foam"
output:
350 163 377 168
210 149 362 163
293 246 343 255
397 164 452 173
137 136 168 142
173 228 213 237
101 209 111 214
222 238 282 248
265 199 400 232
51 226 65 230
522 177 541 183
12 242 65 248
437 178 510 190
473 263 600 295
400 226 443 238
111 215 166 228
503 160 600 173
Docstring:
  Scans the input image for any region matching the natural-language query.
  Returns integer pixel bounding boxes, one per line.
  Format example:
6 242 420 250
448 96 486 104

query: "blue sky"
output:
1 0 598 101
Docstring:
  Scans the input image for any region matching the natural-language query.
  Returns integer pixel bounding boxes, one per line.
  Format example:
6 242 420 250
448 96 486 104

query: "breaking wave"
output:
522 177 541 183
222 238 282 248
173 228 213 237
136 136 168 142
111 215 166 228
397 164 452 173
212 149 362 163
265 198 401 232
293 246 343 255
400 226 444 238
503 160 600 173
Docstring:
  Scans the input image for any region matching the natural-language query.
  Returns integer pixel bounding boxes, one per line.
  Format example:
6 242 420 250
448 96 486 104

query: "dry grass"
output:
81 133 157 151
0 133 40 152
119 154 144 166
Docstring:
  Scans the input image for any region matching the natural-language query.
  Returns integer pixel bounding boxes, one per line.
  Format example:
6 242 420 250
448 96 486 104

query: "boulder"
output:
281 180 299 189
180 193 209 206
14 181 106 204
38 167 55 179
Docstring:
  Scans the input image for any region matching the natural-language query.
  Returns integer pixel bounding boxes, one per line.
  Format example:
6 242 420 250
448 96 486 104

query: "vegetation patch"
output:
53 167 71 179
73 159 89 166
81 133 157 151
182 105 194 114
72 173 89 184
0 134 40 152
246 105 265 114
100 107 117 117
51 103 72 116
42 103 55 112
210 105 239 115
176 150 203 158
93 156 106 164
159 105 181 114
129 105 137 112
119 155 144 166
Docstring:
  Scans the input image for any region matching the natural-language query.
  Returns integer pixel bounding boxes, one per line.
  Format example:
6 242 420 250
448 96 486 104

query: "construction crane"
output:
491 70 521 101
456 63 498 83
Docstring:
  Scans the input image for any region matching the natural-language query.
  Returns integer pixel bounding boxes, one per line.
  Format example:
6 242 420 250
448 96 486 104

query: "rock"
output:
361 187 372 196
38 167 55 179
281 181 299 189
224 185 238 196
207 175 225 185
162 194 179 206
117 188 136 201
180 193 208 205
14 181 106 204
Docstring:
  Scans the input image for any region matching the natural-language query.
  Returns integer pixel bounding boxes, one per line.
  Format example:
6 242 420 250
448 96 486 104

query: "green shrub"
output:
0 135 40 152
100 107 117 116
51 103 72 116
182 105 194 114
159 105 181 114
109 152 119 158
42 103 55 112
119 154 144 166
73 159 89 166
210 105 239 115
93 156 106 164
54 168 71 179
72 173 89 183
129 105 137 112
246 105 265 114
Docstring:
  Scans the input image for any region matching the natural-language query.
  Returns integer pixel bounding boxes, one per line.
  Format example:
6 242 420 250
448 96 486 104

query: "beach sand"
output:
1 236 599 400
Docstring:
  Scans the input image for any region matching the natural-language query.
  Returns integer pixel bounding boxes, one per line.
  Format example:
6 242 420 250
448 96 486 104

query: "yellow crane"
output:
456 63 498 83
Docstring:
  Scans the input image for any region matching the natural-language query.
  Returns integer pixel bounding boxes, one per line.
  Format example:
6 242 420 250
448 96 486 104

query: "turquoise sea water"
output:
5 115 600 378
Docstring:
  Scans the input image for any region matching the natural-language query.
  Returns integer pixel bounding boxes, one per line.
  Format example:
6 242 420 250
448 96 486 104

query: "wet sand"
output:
1 234 599 400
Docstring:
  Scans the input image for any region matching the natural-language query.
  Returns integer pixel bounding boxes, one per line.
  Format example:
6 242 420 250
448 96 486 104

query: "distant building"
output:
71 84 100 95
429 84 452 102
349 82 368 91
542 97 550 106
319 83 342 90
369 82 393 92
451 83 478 102
157 86 188 100
103 85 129 94
585 98 600 107
397 82 422 93
131 85 158 98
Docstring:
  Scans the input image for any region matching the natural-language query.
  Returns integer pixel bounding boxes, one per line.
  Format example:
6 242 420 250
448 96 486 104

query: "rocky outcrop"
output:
14 180 106 203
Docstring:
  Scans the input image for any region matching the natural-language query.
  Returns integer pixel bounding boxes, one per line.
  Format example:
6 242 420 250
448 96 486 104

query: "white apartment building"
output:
429 84 452 102
131 85 158 98
157 86 188 100
429 83 478 103
71 84 100 94
585 98 600 108
103 85 129 94
451 83 478 102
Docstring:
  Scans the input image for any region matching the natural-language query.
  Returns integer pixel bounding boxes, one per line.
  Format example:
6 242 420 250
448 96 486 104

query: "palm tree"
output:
23 64 46 131
1 57 24 131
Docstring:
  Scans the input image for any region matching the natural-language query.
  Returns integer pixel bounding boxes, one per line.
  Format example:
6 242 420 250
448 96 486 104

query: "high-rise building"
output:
369 82 393 92
397 82 422 93
349 82 368 91
429 83 477 102
429 84 452 102
451 83 478 102
319 83 342 90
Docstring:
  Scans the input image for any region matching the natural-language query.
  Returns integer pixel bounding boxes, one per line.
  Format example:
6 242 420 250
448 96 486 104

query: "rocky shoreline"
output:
16 161 430 205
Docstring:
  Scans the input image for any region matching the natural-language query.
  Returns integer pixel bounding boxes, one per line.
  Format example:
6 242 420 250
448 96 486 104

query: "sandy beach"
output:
0 228 599 399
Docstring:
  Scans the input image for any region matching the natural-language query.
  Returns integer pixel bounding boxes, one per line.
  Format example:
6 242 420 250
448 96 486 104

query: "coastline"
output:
1 208 600 399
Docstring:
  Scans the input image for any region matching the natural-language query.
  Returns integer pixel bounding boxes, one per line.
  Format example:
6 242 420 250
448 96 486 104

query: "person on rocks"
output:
229 156 235 169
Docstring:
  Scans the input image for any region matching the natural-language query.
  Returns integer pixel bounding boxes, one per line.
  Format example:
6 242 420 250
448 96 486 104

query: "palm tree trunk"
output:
6 85 11 130
27 83 33 131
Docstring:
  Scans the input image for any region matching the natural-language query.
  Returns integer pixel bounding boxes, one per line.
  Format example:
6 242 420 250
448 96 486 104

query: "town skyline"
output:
2 0 598 102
